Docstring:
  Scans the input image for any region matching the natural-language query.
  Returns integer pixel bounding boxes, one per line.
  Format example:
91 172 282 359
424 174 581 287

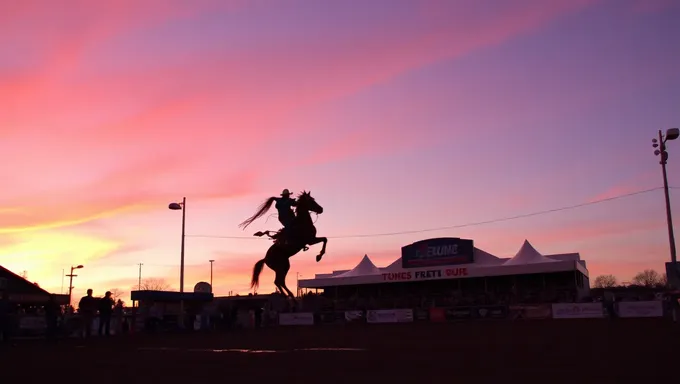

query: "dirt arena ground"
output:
5 319 679 383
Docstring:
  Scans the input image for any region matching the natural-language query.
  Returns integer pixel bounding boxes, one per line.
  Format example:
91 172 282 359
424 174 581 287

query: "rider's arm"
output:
290 199 297 206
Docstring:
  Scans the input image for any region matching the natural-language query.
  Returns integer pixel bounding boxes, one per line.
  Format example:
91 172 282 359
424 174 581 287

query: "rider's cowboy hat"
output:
281 189 293 196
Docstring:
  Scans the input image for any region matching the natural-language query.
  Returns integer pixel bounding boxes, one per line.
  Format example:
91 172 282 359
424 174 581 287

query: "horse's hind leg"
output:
280 281 296 299
274 261 296 300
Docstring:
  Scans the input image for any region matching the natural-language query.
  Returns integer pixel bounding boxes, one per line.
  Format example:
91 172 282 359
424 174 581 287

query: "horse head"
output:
296 190 323 215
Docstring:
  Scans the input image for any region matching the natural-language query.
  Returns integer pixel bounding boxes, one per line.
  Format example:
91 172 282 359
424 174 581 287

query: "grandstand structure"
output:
298 238 590 306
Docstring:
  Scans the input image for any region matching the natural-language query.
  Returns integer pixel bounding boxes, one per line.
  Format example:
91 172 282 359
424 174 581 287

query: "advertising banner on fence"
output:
344 310 365 323
445 307 474 320
476 306 508 319
319 311 345 324
429 308 446 322
19 316 47 330
552 303 604 319
617 301 663 318
441 306 508 321
524 304 552 319
509 304 552 320
366 309 413 323
413 308 429 321
395 309 414 322
279 312 314 326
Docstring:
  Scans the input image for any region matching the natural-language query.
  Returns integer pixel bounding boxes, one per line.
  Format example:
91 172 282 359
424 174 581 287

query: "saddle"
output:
260 227 309 251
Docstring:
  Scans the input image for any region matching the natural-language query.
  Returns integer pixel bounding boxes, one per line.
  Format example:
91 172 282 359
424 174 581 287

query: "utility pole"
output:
134 262 143 308
209 260 214 287
66 265 84 308
296 272 300 297
138 263 143 290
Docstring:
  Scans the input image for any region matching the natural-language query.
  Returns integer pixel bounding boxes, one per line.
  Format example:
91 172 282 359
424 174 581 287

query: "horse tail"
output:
239 197 277 230
250 258 266 289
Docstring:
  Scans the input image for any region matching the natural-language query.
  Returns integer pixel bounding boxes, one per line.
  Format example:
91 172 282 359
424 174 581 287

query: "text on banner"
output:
552 303 604 319
366 309 413 323
617 301 663 318
279 312 314 326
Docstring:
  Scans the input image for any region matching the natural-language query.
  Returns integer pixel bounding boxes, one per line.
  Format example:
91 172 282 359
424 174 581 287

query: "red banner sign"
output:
381 267 468 282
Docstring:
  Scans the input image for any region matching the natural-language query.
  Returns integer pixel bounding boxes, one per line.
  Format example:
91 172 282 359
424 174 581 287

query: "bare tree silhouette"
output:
631 269 666 288
593 274 618 288
137 278 173 291
109 288 125 302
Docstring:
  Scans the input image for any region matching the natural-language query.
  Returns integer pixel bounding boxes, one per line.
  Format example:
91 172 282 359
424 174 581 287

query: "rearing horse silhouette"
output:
240 191 327 298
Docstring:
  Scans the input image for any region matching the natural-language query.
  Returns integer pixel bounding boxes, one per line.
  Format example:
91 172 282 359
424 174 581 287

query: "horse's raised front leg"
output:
306 237 327 262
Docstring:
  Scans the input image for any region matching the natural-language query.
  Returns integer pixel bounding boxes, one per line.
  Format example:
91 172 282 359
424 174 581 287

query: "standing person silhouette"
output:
78 289 96 338
98 291 114 336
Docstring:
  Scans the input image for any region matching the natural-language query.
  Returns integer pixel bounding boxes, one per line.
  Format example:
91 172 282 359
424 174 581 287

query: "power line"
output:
185 186 664 240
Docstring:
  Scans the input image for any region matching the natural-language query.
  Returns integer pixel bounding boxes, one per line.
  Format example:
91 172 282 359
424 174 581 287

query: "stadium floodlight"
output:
168 197 187 328
652 129 679 288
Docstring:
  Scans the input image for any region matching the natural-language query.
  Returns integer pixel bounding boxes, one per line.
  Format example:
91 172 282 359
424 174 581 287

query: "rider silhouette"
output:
271 189 308 251
275 189 297 229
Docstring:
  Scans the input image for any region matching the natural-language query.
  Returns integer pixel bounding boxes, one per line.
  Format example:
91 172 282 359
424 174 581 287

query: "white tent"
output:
503 240 558 266
336 255 382 277
302 240 588 288
381 257 403 271
473 248 506 265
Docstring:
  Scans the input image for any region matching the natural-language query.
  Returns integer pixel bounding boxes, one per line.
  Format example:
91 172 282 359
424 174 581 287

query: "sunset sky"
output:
1 0 679 301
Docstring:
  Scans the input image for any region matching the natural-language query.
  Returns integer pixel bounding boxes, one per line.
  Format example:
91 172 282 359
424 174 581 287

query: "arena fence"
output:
4 301 672 339
277 300 670 326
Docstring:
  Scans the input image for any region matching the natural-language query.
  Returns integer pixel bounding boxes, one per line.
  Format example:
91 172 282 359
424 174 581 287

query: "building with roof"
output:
298 237 590 303
0 265 68 305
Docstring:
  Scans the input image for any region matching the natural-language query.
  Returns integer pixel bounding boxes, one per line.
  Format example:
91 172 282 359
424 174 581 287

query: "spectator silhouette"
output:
78 289 96 338
114 300 124 334
98 291 114 336
0 290 13 346
45 294 60 341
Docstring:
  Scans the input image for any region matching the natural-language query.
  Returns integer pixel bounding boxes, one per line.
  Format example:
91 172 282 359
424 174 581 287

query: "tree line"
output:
592 269 668 289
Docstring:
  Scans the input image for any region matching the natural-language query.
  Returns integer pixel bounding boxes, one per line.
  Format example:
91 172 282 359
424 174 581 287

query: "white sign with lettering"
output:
366 309 413 323
279 312 314 326
552 303 604 319
618 301 663 318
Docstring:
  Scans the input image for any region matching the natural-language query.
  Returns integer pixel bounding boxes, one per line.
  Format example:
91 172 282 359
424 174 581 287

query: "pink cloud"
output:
1 0 600 238
0 161 258 233
588 171 662 202
534 219 664 245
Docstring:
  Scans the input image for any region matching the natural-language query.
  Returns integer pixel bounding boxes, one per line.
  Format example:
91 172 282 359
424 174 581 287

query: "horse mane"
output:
238 197 277 230
295 190 311 214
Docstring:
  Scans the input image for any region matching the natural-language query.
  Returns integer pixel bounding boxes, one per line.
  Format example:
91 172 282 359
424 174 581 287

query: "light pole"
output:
653 128 680 287
209 260 214 287
169 197 186 327
138 263 143 291
296 272 301 297
66 265 84 308
134 262 143 308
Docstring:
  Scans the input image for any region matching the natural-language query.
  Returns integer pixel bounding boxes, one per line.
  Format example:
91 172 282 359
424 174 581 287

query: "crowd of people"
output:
0 288 126 346
76 289 126 338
